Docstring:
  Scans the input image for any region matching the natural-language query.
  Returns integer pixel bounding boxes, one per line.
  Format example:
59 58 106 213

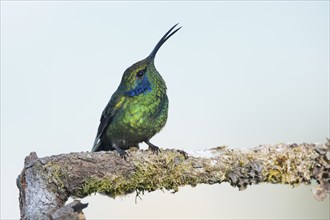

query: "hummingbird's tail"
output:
91 140 101 152
92 139 115 152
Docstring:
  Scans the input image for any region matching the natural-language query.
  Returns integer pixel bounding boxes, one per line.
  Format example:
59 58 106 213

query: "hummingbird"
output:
91 24 182 157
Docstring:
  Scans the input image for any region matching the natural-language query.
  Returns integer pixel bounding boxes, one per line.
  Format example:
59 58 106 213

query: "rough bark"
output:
17 140 330 220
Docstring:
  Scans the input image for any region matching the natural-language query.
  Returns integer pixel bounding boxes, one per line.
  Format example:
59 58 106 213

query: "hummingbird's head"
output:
120 24 182 97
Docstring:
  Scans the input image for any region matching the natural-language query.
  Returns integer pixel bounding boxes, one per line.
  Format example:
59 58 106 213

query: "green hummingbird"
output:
91 24 181 157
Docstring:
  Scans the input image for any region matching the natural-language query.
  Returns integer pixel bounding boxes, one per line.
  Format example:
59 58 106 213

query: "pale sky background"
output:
1 1 329 219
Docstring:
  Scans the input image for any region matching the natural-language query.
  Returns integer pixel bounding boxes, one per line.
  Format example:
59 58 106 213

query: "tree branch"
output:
17 140 330 220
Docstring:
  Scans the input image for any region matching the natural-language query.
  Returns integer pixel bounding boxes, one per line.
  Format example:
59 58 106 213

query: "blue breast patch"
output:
125 76 152 97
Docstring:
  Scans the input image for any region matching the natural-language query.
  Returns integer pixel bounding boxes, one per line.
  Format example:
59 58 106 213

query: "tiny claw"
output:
119 151 129 160
149 145 161 154
177 149 189 159
145 140 161 154
115 146 129 160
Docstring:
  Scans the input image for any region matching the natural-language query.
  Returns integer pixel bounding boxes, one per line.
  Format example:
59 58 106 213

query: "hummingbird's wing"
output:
92 92 125 152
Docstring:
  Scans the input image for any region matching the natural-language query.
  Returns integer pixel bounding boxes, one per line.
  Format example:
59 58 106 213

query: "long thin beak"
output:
148 23 182 60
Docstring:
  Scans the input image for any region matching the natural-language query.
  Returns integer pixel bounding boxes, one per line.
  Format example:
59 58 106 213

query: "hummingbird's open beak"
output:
148 23 182 60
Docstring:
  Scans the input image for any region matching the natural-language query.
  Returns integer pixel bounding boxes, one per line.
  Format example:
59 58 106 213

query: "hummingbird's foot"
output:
114 145 128 160
145 140 161 154
177 149 189 159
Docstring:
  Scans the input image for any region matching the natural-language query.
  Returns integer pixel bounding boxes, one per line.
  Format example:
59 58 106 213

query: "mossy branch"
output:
17 140 330 220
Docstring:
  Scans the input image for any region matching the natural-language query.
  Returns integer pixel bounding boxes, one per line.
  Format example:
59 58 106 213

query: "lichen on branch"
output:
17 140 330 220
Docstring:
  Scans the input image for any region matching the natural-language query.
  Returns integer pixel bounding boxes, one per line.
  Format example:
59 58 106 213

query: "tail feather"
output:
91 139 114 152
91 140 101 152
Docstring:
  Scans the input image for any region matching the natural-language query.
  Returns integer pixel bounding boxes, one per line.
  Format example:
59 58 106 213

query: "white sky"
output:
1 1 329 219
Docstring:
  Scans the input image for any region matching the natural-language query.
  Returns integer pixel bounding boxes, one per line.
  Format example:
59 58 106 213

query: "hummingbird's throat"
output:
125 76 152 97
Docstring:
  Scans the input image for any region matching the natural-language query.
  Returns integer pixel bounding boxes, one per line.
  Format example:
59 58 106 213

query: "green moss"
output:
76 151 196 198
43 162 67 193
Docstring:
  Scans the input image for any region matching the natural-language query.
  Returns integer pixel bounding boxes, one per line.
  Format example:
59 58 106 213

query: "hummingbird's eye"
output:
136 69 145 78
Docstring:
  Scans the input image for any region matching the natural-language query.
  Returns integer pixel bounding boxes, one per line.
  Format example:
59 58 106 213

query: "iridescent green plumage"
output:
92 24 181 156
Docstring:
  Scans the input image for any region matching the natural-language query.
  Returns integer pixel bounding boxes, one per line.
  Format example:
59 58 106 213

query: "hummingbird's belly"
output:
106 95 168 146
